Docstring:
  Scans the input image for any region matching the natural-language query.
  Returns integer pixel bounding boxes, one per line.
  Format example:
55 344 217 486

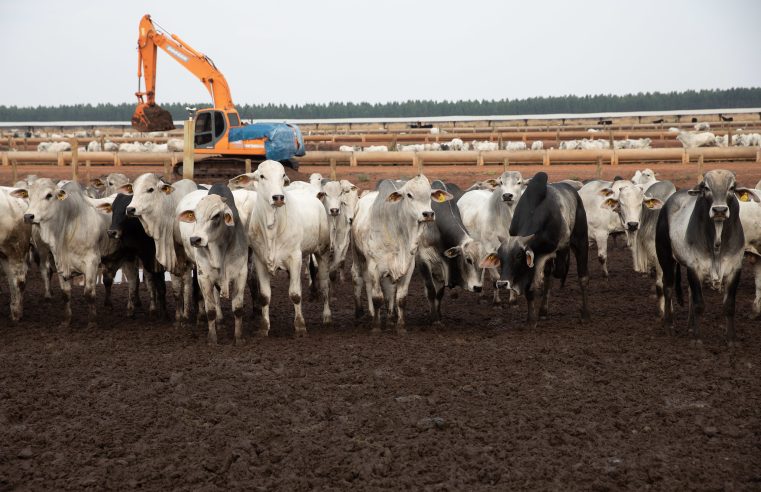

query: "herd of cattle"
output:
1 162 760 346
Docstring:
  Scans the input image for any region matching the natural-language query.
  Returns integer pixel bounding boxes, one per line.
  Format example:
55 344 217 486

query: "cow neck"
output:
255 192 287 271
153 194 181 274
44 193 94 277
488 190 513 242
205 224 243 298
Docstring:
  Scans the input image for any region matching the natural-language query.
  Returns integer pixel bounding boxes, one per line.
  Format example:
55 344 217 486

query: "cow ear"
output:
525 249 535 268
224 212 234 226
601 198 619 210
598 188 615 197
283 175 291 186
479 253 501 269
485 179 499 189
160 184 174 194
431 189 453 203
90 178 105 188
735 188 761 203
178 210 196 223
10 189 28 199
643 197 663 209
386 191 403 202
497 234 508 244
317 191 326 200
117 183 133 195
96 202 113 214
444 246 461 258
56 190 68 201
229 174 252 187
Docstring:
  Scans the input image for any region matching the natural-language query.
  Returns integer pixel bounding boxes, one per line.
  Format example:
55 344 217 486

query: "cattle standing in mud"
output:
656 170 759 345
481 172 591 329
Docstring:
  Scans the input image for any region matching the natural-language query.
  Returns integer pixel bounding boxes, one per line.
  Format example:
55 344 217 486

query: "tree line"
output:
2 88 760 121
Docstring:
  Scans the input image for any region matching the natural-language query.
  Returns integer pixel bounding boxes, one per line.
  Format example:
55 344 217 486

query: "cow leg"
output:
198 274 218 345
254 258 271 337
85 263 99 330
489 268 502 306
214 288 223 324
539 262 553 319
142 269 157 317
723 269 741 345
247 252 260 319
751 261 761 320
231 275 247 346
57 275 72 329
170 273 184 327
685 268 704 344
287 254 307 337
307 254 319 301
380 275 396 328
101 268 114 310
316 253 332 327
394 267 415 335
181 270 193 326
122 261 139 318
593 231 610 278
40 252 54 300
351 261 364 319
152 271 168 320
0 258 23 322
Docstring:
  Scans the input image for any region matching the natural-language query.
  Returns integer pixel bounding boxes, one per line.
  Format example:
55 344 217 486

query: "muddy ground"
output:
1 237 760 489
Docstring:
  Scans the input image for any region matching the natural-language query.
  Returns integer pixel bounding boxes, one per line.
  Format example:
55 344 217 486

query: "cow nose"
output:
473 285 483 293
712 205 728 217
627 221 639 231
502 193 513 202
23 213 34 223
422 211 435 221
107 229 119 239
329 208 340 216
126 207 136 217
190 236 202 247
495 280 510 289
348 218 353 225
272 194 285 206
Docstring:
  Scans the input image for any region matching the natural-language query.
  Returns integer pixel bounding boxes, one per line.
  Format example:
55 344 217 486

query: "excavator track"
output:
173 156 305 182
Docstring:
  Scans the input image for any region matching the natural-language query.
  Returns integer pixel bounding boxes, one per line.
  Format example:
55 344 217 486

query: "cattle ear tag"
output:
386 191 403 202
224 212 234 226
599 188 614 197
644 198 662 209
602 198 619 209
525 249 535 268
178 210 196 223
56 190 67 201
479 253 500 269
96 203 113 214
317 191 326 199
431 190 451 203
10 189 28 199
738 191 751 202
118 183 133 194
160 184 174 194
90 178 105 188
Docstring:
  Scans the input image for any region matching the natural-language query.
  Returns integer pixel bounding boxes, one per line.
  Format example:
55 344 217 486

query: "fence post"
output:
329 158 337 181
164 159 171 179
503 158 509 172
682 150 689 165
1 152 7 167
86 159 91 181
57 152 65 167
245 158 252 174
12 158 17 183
477 151 484 167
595 157 602 179
697 154 704 182
70 139 78 180
543 150 550 166
350 152 358 167
182 117 195 180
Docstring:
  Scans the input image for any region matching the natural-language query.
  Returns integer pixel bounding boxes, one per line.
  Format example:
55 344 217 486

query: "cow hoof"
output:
396 328 407 336
431 320 444 329
370 327 382 335
294 329 308 338
749 311 760 320
255 329 269 337
234 337 245 346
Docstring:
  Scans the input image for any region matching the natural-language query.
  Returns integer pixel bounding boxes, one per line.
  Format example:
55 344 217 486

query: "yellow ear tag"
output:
739 192 750 202
434 192 447 203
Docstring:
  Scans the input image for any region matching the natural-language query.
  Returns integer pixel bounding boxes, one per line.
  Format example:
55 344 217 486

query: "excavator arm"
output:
132 14 236 132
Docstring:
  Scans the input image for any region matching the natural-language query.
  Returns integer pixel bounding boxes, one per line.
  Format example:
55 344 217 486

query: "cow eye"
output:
212 213 220 221
45 193 52 200
147 188 154 193
406 192 413 199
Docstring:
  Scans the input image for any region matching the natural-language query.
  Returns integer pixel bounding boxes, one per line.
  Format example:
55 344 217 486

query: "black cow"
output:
480 172 591 328
417 181 482 324
656 170 759 345
101 193 167 318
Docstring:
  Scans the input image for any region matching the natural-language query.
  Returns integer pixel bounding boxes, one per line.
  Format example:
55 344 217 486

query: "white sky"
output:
1 0 760 107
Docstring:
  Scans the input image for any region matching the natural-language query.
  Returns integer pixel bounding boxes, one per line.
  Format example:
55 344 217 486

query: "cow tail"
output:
674 263 684 307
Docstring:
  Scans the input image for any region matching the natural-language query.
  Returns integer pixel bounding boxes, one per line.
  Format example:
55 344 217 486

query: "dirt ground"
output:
1 240 761 489
1 163 761 490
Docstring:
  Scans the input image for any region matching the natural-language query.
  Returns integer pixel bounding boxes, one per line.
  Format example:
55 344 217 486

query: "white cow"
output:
0 187 32 321
739 183 761 318
122 174 198 326
457 171 525 304
178 186 249 344
579 180 663 278
317 179 359 280
632 168 657 188
230 160 332 336
351 175 451 333
16 179 117 328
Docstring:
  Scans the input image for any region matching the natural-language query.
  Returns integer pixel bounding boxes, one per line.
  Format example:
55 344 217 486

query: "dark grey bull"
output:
656 169 759 344
480 172 591 328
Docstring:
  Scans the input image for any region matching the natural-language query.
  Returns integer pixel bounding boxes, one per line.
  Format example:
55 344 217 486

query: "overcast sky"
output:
2 0 760 107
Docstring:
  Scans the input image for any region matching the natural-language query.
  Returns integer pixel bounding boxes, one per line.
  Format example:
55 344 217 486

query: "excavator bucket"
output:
131 103 176 132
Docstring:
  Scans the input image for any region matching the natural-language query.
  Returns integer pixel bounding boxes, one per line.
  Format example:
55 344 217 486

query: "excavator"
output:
131 14 305 179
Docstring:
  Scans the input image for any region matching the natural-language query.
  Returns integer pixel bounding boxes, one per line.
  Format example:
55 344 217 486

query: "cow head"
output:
19 178 67 225
632 168 656 186
249 160 289 207
690 170 760 252
480 234 535 296
339 180 359 225
484 171 524 205
103 193 134 240
385 175 451 223
104 173 130 197
178 194 234 250
444 238 483 293
318 180 359 223
601 184 663 241
124 173 172 217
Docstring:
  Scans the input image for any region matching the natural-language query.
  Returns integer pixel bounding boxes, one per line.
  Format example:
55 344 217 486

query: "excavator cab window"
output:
194 110 226 148
228 112 240 127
